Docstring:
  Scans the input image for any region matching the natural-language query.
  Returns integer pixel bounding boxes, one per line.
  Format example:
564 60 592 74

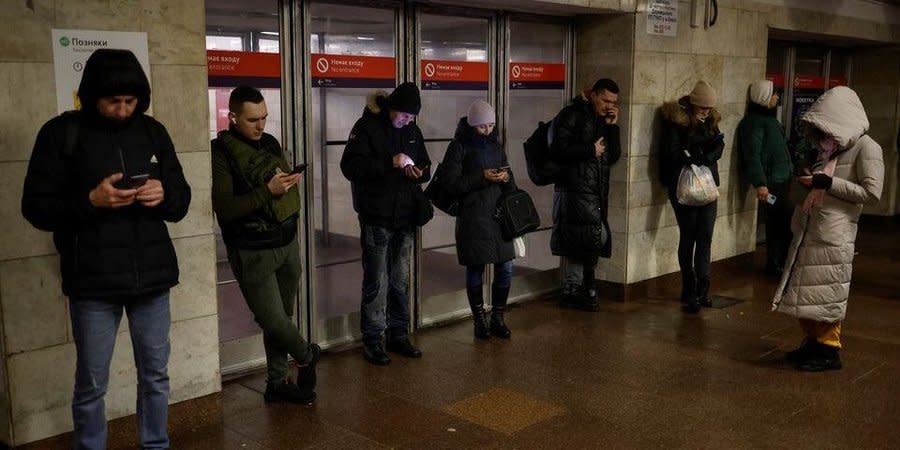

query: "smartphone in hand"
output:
129 174 150 188
415 163 430 171
290 163 308 175
766 193 777 205
494 165 510 173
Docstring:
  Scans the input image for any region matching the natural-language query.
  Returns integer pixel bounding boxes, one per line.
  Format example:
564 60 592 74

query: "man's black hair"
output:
77 49 151 115
229 85 265 113
591 78 620 95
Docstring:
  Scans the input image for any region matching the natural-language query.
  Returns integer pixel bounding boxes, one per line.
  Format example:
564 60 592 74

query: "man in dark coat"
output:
550 78 621 311
340 82 432 365
21 49 191 450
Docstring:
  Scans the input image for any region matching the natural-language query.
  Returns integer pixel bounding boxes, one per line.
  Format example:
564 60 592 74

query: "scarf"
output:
801 139 839 214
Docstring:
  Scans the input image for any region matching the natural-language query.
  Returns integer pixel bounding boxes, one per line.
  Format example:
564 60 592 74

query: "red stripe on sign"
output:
311 53 396 80
508 62 565 82
207 50 281 78
794 75 825 90
829 76 848 88
421 60 489 82
766 73 785 89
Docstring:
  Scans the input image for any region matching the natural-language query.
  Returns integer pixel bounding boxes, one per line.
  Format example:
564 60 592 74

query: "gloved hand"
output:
811 173 833 190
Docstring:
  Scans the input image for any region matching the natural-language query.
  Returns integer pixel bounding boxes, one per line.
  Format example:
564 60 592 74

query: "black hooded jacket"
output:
340 91 432 229
21 50 191 299
442 118 516 266
549 95 621 259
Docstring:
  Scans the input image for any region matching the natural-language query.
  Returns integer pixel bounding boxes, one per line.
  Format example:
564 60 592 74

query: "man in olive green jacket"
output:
738 80 793 275
212 86 319 404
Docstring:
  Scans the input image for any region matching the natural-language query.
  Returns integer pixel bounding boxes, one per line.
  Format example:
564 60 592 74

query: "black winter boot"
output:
697 276 712 308
467 286 490 339
681 271 700 313
490 285 511 339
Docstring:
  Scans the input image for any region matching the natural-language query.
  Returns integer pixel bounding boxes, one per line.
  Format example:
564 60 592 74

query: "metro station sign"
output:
207 50 280 88
509 62 565 89
421 60 489 90
311 53 396 88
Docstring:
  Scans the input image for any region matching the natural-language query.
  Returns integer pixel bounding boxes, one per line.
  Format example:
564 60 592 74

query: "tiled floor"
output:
21 217 900 449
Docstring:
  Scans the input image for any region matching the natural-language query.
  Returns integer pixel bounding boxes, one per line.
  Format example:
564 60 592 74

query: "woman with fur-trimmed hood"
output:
773 86 884 372
658 80 725 313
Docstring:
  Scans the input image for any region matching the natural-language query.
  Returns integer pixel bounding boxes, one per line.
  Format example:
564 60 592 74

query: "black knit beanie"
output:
387 82 421 115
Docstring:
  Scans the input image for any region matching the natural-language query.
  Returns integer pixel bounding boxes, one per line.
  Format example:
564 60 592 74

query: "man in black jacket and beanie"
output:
21 49 191 449
550 78 621 311
341 82 432 365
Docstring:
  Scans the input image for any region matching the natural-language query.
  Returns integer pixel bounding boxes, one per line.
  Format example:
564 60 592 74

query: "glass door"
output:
308 2 399 348
505 17 570 303
416 10 493 326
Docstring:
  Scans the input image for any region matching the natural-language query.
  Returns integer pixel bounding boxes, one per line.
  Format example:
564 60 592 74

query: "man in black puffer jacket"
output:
341 82 432 365
21 49 191 449
550 78 622 311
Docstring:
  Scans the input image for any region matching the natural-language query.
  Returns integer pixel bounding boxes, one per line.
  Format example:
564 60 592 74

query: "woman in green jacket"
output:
737 80 793 275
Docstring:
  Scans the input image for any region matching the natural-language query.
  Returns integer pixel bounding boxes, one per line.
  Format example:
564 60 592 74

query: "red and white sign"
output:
829 75 848 88
766 73 785 89
311 53 395 80
794 75 826 90
421 59 488 90
207 50 280 78
509 62 565 89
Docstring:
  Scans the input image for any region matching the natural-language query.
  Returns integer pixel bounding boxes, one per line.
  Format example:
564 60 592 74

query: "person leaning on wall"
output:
211 85 321 405
772 86 884 372
440 99 517 339
738 80 794 276
21 48 192 450
658 80 725 314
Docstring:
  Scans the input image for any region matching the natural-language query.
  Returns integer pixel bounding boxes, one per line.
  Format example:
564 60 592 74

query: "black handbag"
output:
423 162 460 216
494 189 540 240
412 187 434 226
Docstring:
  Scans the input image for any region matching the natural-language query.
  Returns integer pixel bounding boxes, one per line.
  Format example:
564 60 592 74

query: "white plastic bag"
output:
514 236 526 258
676 164 719 206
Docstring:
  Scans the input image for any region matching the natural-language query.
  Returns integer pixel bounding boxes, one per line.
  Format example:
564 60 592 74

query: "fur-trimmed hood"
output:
660 96 721 128
365 90 390 115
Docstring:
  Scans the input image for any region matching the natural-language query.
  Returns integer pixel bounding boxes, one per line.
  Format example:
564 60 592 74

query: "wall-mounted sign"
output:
52 29 150 113
421 60 488 90
207 50 281 88
509 62 565 90
311 53 396 88
647 0 678 37
828 75 848 88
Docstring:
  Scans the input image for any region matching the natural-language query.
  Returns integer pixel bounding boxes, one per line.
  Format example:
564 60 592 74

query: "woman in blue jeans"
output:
441 100 517 338
659 81 725 313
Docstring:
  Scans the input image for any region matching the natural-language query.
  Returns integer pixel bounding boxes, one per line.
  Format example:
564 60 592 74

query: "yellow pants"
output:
799 319 842 348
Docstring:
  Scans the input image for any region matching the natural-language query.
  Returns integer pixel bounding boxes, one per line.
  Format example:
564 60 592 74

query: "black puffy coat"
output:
549 95 621 259
341 91 432 229
659 96 724 190
442 118 516 266
22 112 192 299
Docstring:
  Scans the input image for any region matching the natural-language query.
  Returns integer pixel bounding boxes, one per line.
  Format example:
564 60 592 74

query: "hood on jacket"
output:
365 90 390 116
454 117 498 146
660 96 721 128
77 49 151 116
801 86 869 149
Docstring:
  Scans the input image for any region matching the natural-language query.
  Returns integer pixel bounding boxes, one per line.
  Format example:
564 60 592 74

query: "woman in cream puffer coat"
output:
772 86 884 372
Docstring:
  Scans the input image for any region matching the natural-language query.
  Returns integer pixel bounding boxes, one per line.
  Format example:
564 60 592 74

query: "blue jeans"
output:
465 260 513 289
70 291 171 450
360 224 414 345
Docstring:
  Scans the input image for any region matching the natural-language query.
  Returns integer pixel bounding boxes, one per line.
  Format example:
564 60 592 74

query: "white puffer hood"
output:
801 86 869 149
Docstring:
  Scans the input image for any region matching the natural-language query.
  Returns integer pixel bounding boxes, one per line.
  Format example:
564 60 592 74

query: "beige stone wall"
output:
0 0 218 445
851 48 900 216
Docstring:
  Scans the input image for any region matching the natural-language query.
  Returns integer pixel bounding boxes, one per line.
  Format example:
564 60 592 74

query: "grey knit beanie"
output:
689 80 718 108
466 99 496 127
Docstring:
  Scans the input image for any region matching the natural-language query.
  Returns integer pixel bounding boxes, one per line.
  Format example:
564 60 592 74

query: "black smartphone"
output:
291 163 308 175
129 173 150 188
415 163 430 171
495 165 510 173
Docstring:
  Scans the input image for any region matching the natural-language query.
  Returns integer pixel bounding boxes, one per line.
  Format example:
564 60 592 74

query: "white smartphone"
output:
766 194 777 205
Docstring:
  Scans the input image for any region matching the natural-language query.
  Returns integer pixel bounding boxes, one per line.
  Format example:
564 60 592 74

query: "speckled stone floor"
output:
20 216 900 449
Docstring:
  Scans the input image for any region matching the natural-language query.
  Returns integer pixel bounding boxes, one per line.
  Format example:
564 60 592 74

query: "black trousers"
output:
668 190 717 279
763 182 794 271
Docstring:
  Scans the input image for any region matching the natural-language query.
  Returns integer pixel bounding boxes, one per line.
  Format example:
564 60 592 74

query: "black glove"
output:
811 173 833 190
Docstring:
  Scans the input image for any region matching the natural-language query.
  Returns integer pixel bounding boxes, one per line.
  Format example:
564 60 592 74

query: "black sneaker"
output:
264 380 316 405
560 290 599 312
786 339 814 363
797 344 842 372
385 337 422 358
363 342 391 366
297 343 321 394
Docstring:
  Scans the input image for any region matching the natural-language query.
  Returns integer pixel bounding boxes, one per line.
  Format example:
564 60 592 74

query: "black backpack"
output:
423 161 460 216
494 189 540 240
523 118 562 186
